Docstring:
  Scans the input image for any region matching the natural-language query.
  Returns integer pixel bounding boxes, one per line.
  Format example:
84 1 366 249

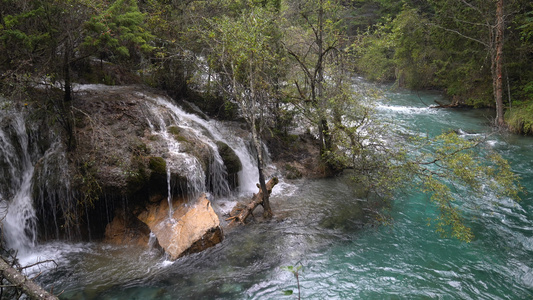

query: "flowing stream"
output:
6 85 533 299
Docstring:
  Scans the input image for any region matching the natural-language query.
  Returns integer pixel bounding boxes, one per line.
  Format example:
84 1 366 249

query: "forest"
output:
0 0 533 133
1 0 533 132
0 0 532 298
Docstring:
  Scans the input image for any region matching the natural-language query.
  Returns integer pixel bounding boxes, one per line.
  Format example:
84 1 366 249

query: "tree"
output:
328 101 522 241
494 0 505 126
83 0 154 64
0 0 56 97
429 0 507 125
282 0 353 162
198 4 282 218
0 256 58 299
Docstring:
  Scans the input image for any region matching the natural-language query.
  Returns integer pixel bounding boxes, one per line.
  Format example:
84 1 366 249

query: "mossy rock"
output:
168 126 181 136
216 141 242 174
126 169 148 195
168 126 189 143
284 163 302 180
216 141 242 190
149 156 167 175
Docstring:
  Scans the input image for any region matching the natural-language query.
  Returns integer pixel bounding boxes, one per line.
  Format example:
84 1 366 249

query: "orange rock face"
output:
103 210 151 247
137 193 223 260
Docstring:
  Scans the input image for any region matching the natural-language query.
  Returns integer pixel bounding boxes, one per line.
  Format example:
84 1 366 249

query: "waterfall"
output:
0 112 37 254
206 149 231 197
146 102 208 202
0 85 267 257
33 143 74 240
147 94 260 195
166 164 173 218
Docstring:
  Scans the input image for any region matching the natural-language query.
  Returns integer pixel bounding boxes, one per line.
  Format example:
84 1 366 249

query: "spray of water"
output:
0 113 37 254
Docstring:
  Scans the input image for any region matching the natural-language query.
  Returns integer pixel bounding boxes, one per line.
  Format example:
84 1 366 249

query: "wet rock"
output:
137 193 223 260
104 210 151 247
70 86 214 199
216 141 242 189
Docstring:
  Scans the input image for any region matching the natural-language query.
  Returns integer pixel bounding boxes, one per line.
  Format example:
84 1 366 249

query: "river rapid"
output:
28 85 533 299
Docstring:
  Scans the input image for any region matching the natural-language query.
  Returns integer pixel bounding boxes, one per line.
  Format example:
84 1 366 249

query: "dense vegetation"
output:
2 0 532 130
353 0 533 132
0 0 526 239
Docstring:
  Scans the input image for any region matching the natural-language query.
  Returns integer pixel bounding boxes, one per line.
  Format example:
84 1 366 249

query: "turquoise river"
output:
30 85 533 299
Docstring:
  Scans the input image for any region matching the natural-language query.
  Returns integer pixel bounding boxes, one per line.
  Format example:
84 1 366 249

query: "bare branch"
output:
428 23 489 47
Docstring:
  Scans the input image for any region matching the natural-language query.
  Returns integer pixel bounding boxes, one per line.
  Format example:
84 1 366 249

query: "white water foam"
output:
375 104 436 115
0 114 37 255
147 94 260 195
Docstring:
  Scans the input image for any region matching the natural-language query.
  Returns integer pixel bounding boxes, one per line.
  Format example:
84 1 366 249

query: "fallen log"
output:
0 257 58 300
230 177 279 224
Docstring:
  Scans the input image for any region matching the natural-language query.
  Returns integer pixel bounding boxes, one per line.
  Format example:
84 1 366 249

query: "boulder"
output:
137 193 223 260
216 141 242 189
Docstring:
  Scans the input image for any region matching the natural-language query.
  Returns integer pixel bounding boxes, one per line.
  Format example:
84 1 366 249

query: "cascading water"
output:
32 142 75 240
0 84 269 283
166 165 173 218
146 101 208 203
146 94 260 195
0 111 37 254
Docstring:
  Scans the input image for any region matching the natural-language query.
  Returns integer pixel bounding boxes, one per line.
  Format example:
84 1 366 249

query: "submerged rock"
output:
137 193 223 260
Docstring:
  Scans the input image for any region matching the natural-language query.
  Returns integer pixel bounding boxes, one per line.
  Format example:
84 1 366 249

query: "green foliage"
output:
281 264 303 299
352 0 524 108
411 133 522 241
390 9 439 89
353 8 441 88
353 21 396 82
505 102 533 134
73 157 102 221
328 91 523 242
196 4 282 127
83 0 154 60
0 1 56 77
518 9 533 42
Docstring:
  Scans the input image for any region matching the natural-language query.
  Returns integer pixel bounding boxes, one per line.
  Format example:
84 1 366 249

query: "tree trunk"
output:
63 39 72 103
229 177 279 224
0 257 58 300
251 120 272 218
316 0 331 155
494 0 505 126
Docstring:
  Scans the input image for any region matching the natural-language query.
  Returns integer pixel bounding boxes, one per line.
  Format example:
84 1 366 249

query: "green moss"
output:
216 141 242 174
149 156 167 174
175 135 188 142
168 126 180 135
130 138 150 155
168 126 189 142
505 102 533 134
